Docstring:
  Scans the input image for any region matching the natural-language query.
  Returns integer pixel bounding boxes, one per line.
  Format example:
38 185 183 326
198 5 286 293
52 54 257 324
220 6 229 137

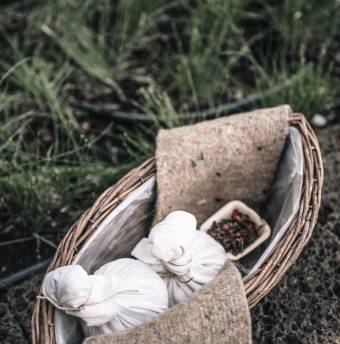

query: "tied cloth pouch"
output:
85 105 291 344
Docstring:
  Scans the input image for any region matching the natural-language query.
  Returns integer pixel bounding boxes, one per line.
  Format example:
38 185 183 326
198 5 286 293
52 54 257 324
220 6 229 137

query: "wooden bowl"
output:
200 200 271 260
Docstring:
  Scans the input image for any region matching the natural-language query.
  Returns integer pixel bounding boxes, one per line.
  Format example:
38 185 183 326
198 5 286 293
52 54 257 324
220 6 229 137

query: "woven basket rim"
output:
31 113 323 344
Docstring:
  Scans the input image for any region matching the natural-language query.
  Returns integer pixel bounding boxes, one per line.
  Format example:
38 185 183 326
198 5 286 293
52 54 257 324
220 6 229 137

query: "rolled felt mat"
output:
154 105 291 225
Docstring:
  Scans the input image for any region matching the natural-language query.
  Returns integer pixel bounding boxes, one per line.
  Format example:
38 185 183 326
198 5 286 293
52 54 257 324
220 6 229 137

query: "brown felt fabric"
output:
82 106 290 344
83 261 251 344
154 105 291 225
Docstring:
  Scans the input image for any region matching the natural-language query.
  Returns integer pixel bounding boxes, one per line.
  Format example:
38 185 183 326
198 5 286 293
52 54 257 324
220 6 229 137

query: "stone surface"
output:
0 125 339 343
311 113 328 128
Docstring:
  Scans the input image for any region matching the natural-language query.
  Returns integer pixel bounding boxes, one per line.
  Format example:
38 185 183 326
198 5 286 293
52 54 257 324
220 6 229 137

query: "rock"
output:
311 113 328 128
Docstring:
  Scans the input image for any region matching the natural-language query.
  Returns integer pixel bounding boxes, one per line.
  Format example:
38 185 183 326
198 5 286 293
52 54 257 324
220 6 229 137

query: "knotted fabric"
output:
42 259 168 336
132 211 227 306
83 261 251 344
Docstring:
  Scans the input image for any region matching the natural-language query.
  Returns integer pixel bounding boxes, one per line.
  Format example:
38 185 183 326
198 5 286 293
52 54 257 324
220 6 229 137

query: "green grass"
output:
166 0 248 109
0 0 339 241
251 57 338 116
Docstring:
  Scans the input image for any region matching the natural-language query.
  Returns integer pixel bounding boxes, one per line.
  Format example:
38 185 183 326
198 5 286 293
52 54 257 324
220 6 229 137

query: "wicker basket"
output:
32 113 323 343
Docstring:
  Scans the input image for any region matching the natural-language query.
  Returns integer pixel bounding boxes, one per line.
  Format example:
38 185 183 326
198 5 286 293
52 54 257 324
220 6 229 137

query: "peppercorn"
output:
207 209 259 256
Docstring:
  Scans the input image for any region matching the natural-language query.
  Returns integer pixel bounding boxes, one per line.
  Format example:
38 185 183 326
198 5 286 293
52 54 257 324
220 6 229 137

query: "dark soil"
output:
252 125 340 344
0 273 42 343
0 125 339 343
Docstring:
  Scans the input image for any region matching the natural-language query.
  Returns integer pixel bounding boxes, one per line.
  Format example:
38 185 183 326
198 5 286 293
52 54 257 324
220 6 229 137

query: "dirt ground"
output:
0 125 339 344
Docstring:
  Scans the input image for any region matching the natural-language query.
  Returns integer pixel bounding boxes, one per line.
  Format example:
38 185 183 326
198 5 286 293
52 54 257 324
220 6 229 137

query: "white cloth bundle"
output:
42 258 168 335
132 211 228 306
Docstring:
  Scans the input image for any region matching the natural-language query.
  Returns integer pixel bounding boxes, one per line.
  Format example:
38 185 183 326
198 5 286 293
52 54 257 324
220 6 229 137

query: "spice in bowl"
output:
207 209 260 256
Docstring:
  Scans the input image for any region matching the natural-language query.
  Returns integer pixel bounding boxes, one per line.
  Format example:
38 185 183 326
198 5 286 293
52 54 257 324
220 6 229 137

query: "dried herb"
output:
207 209 259 256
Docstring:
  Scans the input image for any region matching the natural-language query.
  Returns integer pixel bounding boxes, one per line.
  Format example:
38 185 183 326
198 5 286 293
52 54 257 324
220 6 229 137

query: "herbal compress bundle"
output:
42 211 228 335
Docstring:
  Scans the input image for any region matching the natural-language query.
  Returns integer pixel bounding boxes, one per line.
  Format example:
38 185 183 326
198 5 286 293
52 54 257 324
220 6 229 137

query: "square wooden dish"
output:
200 200 271 260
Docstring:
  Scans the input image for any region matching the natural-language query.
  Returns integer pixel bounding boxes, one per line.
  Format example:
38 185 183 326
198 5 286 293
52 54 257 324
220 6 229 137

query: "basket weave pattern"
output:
32 113 323 343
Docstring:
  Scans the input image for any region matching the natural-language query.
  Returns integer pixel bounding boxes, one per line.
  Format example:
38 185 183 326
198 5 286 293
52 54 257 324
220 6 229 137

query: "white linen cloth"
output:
42 258 168 335
132 211 228 306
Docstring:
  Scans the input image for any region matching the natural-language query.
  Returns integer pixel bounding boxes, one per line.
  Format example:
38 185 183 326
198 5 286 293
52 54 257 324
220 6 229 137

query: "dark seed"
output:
207 209 259 256
191 159 197 168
